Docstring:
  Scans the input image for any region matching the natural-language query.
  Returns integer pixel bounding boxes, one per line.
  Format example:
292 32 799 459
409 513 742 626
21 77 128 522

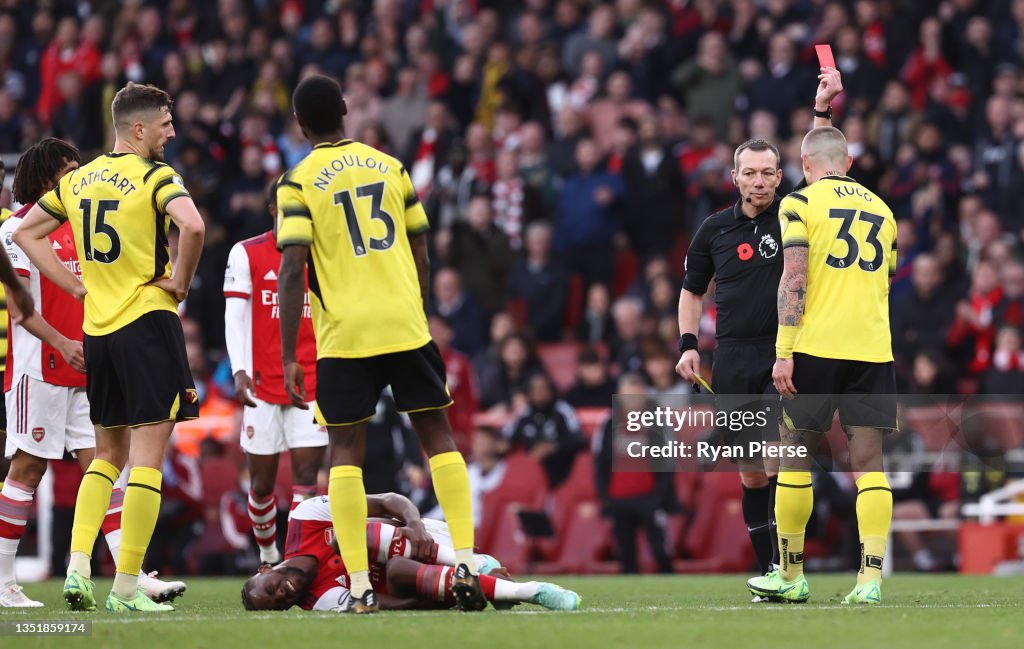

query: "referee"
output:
675 69 842 584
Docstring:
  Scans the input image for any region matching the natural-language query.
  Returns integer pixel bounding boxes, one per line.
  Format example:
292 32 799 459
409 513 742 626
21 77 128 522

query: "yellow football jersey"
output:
277 139 431 359
779 175 897 363
37 152 190 336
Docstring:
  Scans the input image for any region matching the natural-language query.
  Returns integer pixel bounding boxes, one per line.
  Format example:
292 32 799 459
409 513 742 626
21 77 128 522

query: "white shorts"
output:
4 376 93 460
239 398 328 455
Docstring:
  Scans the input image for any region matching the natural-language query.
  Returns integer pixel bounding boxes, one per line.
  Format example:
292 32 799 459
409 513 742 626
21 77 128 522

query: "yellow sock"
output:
69 459 120 577
429 451 475 568
855 472 892 584
775 470 813 581
117 467 162 594
328 465 370 590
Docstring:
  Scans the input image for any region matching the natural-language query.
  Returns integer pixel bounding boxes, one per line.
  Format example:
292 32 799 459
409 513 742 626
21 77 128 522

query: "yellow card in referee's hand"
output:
694 374 714 394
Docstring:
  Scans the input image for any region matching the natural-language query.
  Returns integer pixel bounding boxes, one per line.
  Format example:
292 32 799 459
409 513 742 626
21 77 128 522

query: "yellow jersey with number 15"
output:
37 152 190 336
779 175 897 363
276 139 431 359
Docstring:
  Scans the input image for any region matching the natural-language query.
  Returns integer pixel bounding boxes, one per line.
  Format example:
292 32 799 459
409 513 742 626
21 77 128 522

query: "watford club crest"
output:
185 389 199 404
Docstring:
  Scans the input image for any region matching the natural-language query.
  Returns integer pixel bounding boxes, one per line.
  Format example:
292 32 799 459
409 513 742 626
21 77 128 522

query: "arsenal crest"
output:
32 427 45 442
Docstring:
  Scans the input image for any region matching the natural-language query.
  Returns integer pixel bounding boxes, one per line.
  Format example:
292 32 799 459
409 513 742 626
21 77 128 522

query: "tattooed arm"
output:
778 245 809 328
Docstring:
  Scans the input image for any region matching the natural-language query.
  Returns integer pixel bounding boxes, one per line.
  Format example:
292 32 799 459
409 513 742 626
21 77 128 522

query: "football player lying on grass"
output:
241 493 580 612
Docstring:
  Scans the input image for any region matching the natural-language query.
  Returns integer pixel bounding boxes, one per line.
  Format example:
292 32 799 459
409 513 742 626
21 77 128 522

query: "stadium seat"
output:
532 453 599 561
576 407 610 439
537 341 583 394
533 501 616 574
200 457 240 509
486 507 533 574
477 452 549 553
904 404 962 452
679 472 751 572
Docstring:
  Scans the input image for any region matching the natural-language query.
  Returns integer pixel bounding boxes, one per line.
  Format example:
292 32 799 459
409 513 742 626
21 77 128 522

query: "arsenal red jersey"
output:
2 205 86 389
224 231 316 404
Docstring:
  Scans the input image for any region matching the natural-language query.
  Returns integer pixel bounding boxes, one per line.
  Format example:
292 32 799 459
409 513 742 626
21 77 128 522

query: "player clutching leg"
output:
240 494 580 612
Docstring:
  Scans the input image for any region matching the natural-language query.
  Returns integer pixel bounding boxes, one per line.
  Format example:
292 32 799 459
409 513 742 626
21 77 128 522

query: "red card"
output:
815 44 835 70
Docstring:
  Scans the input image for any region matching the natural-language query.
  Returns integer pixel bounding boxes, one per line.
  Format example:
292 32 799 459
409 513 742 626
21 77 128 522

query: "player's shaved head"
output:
800 126 849 170
111 82 173 132
293 74 347 137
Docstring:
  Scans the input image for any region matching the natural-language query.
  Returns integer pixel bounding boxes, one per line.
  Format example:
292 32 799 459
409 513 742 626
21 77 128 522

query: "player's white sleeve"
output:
224 243 252 376
312 585 352 612
2 219 32 276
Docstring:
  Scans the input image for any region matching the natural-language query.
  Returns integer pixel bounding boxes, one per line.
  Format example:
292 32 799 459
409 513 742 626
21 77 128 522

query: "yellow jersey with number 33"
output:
276 139 431 359
779 175 897 363
37 152 190 336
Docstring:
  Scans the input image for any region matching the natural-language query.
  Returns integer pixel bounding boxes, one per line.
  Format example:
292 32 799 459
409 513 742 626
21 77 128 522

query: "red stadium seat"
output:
477 453 549 553
200 457 239 509
533 453 599 561
487 508 533 574
576 407 610 439
538 342 583 394
679 472 751 572
536 501 615 574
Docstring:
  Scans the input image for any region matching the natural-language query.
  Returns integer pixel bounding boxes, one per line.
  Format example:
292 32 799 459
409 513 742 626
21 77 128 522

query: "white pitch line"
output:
76 602 1012 624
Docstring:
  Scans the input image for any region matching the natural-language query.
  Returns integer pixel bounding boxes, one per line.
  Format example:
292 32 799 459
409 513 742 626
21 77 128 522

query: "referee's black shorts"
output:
84 310 200 428
711 341 780 448
782 353 897 434
315 341 453 426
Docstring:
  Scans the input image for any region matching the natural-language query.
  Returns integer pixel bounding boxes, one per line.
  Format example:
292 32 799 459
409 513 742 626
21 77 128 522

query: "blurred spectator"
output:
891 254 956 372
492 148 547 248
440 195 515 315
593 372 675 574
555 138 624 288
364 393 429 506
221 145 274 241
644 345 690 398
868 80 921 166
947 261 1003 376
478 333 545 413
747 34 816 138
506 220 569 342
467 427 507 526
980 326 1024 394
901 17 953 111
907 349 958 395
970 95 1020 225
611 296 646 374
577 282 615 346
37 16 101 126
430 267 486 357
562 3 617 77
501 373 586 489
51 71 103 153
670 31 741 140
994 262 1024 330
621 116 686 257
427 138 482 230
430 315 479 456
565 346 615 408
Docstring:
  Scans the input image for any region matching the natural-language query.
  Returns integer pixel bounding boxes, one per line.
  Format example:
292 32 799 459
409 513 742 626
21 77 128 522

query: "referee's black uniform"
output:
681 197 782 574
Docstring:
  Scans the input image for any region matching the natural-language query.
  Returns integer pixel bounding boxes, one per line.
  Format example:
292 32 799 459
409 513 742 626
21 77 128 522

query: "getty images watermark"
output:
610 393 1024 473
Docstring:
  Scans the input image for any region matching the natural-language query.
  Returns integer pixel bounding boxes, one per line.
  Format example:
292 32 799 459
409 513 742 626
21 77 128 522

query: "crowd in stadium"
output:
0 0 1022 576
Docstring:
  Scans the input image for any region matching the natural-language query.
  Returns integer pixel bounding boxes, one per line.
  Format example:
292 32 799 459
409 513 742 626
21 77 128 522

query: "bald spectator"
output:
611 296 646 374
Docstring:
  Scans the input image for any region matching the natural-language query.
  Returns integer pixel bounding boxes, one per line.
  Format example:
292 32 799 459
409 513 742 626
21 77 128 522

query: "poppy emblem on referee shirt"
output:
737 243 754 261
32 427 45 442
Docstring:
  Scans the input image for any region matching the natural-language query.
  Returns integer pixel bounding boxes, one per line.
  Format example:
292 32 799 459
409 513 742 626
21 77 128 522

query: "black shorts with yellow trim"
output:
782 353 897 433
84 310 199 428
315 341 453 426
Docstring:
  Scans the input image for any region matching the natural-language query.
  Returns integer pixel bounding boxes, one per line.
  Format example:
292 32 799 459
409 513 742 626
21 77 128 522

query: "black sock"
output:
742 483 774 574
767 476 779 568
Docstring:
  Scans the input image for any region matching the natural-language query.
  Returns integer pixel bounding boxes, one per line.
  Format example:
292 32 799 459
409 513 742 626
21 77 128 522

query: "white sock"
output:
492 579 539 601
349 570 372 596
112 571 138 599
0 537 19 586
105 529 121 564
455 548 477 575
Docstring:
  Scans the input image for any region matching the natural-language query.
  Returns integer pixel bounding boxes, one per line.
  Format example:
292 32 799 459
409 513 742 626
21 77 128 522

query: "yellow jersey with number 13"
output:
276 139 431 359
37 152 190 336
779 175 897 363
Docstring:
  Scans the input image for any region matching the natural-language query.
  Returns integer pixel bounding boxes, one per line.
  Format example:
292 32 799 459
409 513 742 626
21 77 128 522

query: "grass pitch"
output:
1 574 1021 649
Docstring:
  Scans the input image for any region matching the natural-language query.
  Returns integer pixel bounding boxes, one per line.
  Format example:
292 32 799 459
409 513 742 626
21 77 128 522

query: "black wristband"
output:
813 105 832 119
678 333 698 353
